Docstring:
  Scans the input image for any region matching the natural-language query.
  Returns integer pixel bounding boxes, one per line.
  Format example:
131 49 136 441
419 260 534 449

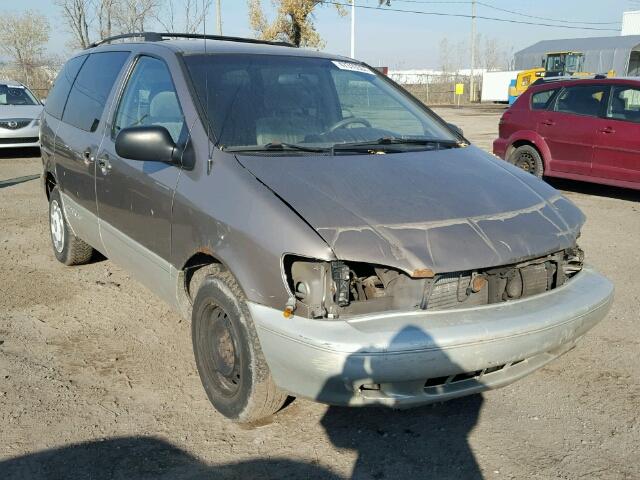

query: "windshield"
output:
0 84 39 106
183 54 458 152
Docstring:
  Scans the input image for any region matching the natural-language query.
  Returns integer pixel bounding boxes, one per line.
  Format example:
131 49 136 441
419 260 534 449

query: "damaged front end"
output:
284 246 585 319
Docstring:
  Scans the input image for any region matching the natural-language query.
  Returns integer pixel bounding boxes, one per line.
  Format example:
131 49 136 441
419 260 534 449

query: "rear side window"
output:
554 85 608 117
531 89 557 110
45 55 87 119
63 51 130 132
607 86 640 123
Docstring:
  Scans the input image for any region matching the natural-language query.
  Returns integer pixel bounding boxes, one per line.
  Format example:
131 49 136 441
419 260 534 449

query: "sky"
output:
8 0 640 69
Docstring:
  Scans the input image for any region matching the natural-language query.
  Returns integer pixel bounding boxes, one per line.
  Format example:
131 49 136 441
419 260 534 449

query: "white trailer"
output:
481 70 519 103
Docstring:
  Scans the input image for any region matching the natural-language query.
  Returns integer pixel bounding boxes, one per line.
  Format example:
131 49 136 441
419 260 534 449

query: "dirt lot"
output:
1 107 639 479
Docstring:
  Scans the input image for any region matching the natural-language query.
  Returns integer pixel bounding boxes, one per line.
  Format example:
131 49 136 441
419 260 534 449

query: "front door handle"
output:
97 155 112 174
82 149 94 166
541 119 555 126
598 126 615 134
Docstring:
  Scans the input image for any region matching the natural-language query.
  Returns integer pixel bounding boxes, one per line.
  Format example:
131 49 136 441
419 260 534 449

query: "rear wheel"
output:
509 145 544 178
48 187 94 265
191 267 287 422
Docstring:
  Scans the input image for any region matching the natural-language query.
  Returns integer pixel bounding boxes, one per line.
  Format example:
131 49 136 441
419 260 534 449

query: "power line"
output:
477 1 621 26
391 0 622 26
321 1 622 32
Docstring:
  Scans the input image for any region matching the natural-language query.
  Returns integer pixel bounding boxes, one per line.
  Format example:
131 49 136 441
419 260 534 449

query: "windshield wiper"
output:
332 137 462 152
225 142 330 153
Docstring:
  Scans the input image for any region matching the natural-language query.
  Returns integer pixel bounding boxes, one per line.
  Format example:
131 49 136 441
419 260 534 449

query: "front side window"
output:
554 85 607 117
63 51 130 132
113 56 185 143
607 86 640 123
531 89 558 110
183 54 458 152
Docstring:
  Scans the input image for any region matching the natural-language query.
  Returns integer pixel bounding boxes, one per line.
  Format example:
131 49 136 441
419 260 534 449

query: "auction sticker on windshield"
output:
332 60 374 75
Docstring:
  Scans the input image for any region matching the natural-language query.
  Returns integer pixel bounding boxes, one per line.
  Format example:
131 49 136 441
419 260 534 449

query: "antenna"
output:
204 0 213 175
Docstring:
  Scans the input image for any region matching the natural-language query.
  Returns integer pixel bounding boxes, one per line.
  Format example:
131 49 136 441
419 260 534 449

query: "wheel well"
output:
44 172 56 200
175 252 223 320
182 253 223 299
507 140 543 162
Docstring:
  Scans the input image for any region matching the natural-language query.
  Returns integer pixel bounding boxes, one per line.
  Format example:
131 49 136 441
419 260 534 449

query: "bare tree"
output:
438 38 452 74
114 0 162 33
55 0 92 49
248 0 346 48
97 0 118 40
0 10 50 84
156 0 212 33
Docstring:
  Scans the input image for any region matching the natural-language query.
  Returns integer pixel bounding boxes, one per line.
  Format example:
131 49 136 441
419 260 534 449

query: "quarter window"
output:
63 51 130 132
554 85 607 117
45 55 87 119
113 56 185 144
531 89 557 110
607 86 640 123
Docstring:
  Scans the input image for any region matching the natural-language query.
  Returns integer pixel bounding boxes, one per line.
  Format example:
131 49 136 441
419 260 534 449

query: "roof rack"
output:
87 32 295 49
532 74 608 85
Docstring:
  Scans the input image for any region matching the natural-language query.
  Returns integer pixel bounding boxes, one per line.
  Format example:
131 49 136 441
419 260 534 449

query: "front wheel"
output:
508 145 544 178
191 268 287 422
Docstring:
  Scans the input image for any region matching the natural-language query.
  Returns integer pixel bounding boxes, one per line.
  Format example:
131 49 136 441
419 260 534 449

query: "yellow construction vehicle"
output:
509 51 611 101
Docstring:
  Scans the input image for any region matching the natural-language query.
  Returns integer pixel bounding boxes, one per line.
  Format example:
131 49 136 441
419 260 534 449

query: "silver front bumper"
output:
250 266 613 407
0 122 40 148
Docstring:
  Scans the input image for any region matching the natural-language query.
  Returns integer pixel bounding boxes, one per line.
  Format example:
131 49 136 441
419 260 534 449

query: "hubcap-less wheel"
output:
515 150 538 175
207 305 241 396
50 200 65 253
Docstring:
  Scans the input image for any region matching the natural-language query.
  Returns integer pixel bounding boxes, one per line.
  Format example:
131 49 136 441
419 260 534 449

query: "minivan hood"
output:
237 145 585 274
0 105 43 120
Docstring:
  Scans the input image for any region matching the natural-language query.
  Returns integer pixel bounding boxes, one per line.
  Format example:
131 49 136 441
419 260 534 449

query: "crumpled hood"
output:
0 105 43 120
237 145 585 274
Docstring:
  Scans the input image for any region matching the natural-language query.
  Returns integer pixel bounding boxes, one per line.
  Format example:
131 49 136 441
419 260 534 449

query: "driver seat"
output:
255 83 322 145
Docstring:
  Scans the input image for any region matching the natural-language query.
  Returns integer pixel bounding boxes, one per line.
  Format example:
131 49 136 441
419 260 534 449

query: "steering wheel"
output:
329 117 372 132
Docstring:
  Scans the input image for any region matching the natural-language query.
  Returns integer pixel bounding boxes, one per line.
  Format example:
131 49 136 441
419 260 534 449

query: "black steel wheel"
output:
509 145 544 178
191 268 288 422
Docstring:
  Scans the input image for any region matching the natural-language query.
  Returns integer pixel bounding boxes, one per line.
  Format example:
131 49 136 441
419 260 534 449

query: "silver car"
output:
0 80 43 148
40 33 614 423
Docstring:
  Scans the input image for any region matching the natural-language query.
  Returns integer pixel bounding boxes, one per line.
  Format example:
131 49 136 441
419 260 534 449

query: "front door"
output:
592 84 640 185
96 55 188 303
538 84 608 176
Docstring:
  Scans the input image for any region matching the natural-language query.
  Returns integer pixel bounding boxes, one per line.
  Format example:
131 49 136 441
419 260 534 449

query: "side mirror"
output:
447 123 463 137
115 126 178 163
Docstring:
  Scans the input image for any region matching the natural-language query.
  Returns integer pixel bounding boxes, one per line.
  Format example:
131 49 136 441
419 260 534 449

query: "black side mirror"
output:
447 123 464 137
115 126 178 163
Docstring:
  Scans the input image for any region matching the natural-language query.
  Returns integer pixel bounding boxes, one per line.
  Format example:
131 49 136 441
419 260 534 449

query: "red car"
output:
493 77 640 190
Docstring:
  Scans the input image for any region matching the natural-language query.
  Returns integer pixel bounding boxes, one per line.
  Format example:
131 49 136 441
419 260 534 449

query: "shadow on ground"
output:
0 174 40 189
547 177 640 202
0 147 41 159
0 394 482 480
1 321 484 480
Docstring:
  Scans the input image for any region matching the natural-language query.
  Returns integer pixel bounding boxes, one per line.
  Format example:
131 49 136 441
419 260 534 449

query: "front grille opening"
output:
424 360 526 389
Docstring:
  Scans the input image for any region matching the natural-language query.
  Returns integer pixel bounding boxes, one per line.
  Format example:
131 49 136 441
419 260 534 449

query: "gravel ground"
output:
1 108 639 480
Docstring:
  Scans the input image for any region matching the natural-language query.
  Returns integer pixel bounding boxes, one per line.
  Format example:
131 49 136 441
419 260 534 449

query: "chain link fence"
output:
389 73 482 106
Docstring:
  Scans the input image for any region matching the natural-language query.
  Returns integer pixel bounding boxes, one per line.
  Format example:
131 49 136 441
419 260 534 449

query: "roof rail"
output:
87 32 295 49
532 74 608 85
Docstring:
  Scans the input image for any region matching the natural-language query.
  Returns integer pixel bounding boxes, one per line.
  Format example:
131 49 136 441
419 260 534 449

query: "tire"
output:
48 186 94 266
191 267 287 422
508 145 544 178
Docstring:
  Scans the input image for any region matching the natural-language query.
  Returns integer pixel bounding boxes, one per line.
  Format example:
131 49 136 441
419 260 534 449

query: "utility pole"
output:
469 0 476 102
350 0 356 58
216 0 222 35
